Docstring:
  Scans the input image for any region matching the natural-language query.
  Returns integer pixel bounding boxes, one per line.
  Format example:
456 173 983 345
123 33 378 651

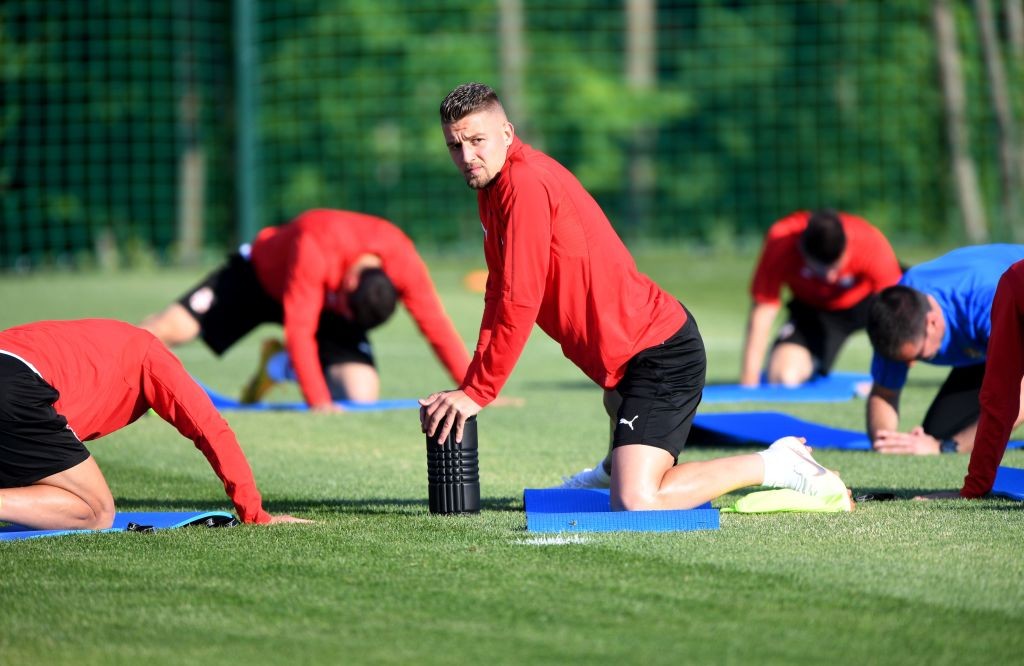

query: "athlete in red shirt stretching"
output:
741 210 901 386
419 83 852 511
142 210 470 412
0 319 307 530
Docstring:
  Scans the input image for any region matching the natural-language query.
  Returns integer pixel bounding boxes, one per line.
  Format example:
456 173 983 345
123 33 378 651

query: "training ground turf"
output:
2 245 1022 665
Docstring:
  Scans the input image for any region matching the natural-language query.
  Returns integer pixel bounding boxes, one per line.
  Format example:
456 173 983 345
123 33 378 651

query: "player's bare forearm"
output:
740 303 778 386
867 385 900 446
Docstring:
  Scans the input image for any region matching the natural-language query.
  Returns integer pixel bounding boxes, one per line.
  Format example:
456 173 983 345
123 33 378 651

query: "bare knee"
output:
139 304 200 347
767 367 810 387
87 509 115 530
765 358 812 386
611 486 659 511
767 344 813 386
339 382 380 403
326 363 380 402
79 497 116 530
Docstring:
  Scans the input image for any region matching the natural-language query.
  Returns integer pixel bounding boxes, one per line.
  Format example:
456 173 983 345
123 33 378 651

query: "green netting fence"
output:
2 0 1022 269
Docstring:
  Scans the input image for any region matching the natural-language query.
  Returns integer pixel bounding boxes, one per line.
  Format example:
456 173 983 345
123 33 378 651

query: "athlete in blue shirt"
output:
865 244 1024 454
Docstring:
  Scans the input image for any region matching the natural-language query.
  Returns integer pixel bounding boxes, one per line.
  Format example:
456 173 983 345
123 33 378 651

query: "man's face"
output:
442 108 514 190
802 250 846 285
894 305 944 363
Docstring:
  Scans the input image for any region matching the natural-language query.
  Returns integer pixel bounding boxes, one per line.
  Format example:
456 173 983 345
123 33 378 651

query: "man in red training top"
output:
0 319 308 530
920 260 1024 499
419 82 852 511
740 210 902 387
142 210 470 412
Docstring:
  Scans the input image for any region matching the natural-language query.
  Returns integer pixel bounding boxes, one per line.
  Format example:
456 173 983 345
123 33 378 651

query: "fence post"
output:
235 0 259 244
626 0 655 239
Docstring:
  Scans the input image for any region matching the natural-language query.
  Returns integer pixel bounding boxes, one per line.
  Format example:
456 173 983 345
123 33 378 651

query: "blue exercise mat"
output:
692 412 872 450
0 511 235 542
524 488 719 533
200 382 420 412
992 466 1024 501
690 411 1024 451
702 372 870 404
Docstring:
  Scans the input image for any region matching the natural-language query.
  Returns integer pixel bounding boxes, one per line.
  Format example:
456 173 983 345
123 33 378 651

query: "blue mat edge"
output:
0 510 235 542
690 411 1024 451
991 466 1024 501
526 508 720 533
702 372 870 404
199 381 419 412
523 488 719 533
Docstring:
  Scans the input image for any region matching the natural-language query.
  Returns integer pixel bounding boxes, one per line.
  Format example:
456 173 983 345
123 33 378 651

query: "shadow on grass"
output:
841 486 1024 509
115 495 524 516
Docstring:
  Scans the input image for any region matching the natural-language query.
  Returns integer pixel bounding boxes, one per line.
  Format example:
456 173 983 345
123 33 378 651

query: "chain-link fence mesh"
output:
2 0 1021 269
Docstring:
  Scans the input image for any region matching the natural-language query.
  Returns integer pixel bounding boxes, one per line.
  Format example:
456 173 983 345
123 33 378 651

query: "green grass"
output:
2 245 1022 665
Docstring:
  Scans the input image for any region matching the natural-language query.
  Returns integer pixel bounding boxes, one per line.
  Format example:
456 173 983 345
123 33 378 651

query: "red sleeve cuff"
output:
241 508 273 524
461 385 492 408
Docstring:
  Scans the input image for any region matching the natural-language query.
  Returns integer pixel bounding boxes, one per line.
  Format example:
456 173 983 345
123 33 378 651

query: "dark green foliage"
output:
1 1 1016 268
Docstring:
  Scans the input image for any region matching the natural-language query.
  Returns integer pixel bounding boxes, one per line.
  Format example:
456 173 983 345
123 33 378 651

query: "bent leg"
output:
324 362 380 402
139 303 201 347
923 364 986 448
610 444 763 511
0 456 115 530
766 342 814 386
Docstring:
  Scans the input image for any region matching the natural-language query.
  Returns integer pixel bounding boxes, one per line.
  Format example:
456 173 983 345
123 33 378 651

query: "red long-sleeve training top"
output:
750 211 902 310
249 210 471 406
0 319 271 523
460 137 686 406
962 260 1024 497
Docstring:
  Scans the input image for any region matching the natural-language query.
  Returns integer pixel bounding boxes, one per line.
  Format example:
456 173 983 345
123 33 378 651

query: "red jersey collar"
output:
488 136 526 188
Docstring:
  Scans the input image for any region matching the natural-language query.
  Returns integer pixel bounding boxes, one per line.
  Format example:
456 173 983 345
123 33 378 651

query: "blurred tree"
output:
974 0 1023 238
934 0 988 242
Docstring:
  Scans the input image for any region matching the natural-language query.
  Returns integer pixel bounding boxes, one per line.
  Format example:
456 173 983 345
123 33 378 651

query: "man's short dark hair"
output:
867 286 930 360
800 210 847 265
440 83 502 124
350 268 397 330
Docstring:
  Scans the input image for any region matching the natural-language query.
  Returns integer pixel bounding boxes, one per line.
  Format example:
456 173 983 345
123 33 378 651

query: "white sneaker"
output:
761 436 853 510
553 463 611 489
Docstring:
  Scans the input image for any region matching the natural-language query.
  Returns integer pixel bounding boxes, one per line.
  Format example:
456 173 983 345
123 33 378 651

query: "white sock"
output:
266 351 296 383
756 438 835 495
757 447 790 489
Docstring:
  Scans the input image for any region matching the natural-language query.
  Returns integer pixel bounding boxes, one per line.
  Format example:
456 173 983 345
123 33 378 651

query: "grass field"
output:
1 244 1022 665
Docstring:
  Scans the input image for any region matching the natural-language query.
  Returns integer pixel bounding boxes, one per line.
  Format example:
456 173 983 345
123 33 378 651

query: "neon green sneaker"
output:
761 435 852 503
723 488 855 513
240 338 284 404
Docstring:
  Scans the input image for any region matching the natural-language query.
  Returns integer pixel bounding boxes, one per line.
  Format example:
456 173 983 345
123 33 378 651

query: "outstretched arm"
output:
867 383 901 445
140 339 309 523
869 381 951 455
389 239 471 384
740 302 780 386
962 263 1024 496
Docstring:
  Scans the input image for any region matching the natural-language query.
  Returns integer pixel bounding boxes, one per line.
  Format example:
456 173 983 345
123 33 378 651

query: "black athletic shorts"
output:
922 363 986 440
177 252 375 367
0 353 90 488
773 296 874 375
611 309 707 460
